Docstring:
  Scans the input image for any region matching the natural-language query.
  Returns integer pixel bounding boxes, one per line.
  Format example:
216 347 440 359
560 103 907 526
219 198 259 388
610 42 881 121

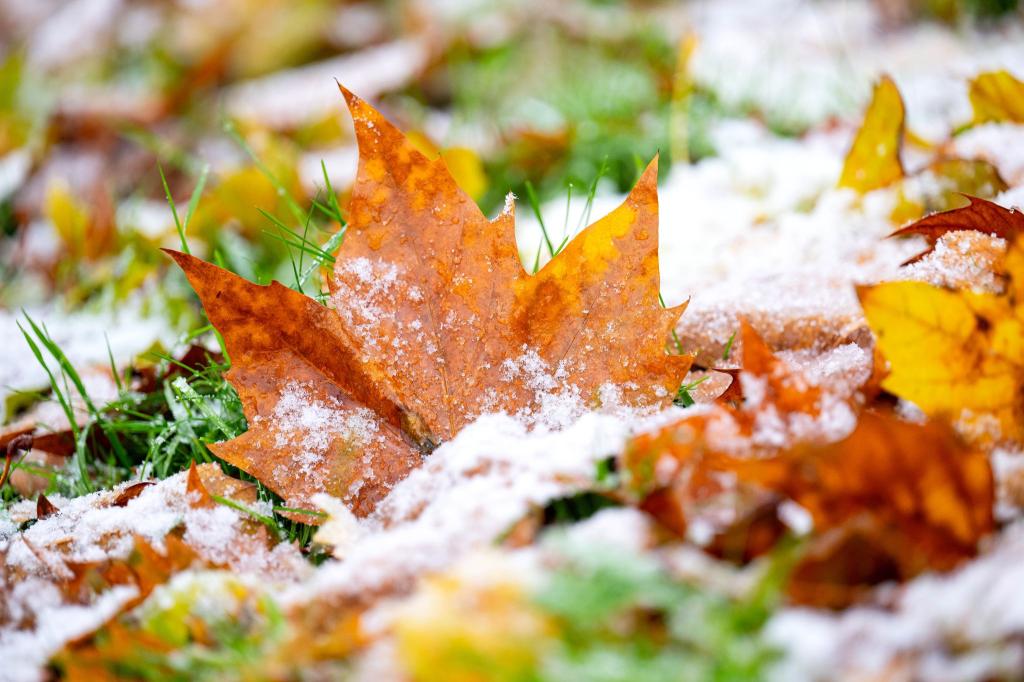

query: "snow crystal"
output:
269 381 387 504
904 231 1007 293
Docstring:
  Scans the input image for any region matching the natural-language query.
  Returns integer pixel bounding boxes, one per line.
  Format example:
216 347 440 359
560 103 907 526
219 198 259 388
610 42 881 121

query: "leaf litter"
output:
4 3 1024 679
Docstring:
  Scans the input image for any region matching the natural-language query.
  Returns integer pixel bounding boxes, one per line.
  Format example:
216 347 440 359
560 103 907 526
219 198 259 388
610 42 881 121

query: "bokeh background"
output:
0 0 1022 399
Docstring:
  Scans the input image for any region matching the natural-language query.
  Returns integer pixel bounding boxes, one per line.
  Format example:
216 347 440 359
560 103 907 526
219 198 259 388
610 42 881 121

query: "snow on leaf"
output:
624 409 993 608
892 194 1024 264
169 85 691 518
859 233 1024 443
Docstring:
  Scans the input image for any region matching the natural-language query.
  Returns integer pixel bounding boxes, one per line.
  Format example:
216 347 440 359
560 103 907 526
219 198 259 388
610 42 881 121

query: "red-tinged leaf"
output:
894 194 1024 264
170 86 691 518
36 492 59 520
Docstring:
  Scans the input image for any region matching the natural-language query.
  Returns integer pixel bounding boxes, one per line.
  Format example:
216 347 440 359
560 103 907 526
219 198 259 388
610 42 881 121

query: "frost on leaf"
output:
169 85 691 519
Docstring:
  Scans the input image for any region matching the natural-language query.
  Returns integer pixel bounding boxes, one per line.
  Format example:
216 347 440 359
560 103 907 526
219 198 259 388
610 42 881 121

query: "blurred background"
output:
0 0 1022 403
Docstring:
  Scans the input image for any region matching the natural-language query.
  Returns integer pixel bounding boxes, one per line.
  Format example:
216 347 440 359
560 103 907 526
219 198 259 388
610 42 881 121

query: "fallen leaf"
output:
728 319 821 423
859 234 1024 442
35 492 59 519
112 481 154 507
624 409 993 607
968 69 1024 124
889 159 1008 228
170 85 690 517
892 194 1024 263
739 411 994 570
838 75 905 193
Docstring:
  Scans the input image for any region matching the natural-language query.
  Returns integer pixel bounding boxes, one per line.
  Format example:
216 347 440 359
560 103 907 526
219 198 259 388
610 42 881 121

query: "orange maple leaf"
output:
169 86 691 517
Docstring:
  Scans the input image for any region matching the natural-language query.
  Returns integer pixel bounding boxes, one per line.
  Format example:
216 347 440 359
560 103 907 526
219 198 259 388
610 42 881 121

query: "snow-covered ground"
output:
3 0 1024 679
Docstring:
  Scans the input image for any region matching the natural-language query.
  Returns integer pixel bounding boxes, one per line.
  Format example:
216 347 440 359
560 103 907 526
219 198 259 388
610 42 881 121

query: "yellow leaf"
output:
859 237 1024 441
44 179 90 258
968 70 1024 124
406 131 488 201
838 75 905 193
440 147 487 202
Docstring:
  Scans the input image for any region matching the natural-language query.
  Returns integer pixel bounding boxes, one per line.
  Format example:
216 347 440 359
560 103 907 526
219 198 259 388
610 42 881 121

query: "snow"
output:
0 299 177 406
270 381 385 486
285 410 632 605
0 583 137 682
767 522 1024 682
4 0 1024 678
0 471 308 680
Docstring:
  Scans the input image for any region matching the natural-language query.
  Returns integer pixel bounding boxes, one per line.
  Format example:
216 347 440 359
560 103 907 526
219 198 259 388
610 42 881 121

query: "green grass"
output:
8 316 326 552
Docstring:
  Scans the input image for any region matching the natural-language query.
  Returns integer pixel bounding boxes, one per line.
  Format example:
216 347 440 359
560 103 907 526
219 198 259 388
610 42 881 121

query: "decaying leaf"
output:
859 233 1024 442
170 85 691 518
893 194 1024 263
968 69 1024 124
623 408 993 608
838 75 905 193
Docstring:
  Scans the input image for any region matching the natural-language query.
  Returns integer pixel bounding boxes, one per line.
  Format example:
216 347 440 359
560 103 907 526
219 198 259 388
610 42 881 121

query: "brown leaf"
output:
730 320 821 421
625 410 994 607
36 492 59 520
112 481 154 507
170 86 690 517
741 412 994 573
186 460 215 508
893 194 1024 264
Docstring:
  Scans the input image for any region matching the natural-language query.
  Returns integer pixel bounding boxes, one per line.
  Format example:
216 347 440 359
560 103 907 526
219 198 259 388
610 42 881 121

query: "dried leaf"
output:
859 234 1024 442
889 159 1009 228
624 409 993 607
838 75 905 193
968 69 1024 124
185 460 215 508
112 481 154 507
893 194 1024 263
730 320 821 422
170 86 691 517
36 492 59 519
740 412 993 569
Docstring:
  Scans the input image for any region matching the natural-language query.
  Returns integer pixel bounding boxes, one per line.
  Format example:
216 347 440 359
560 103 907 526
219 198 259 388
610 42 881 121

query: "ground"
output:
2 1 1024 680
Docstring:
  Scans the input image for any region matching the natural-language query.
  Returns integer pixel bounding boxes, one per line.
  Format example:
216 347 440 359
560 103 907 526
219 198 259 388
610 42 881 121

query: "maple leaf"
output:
838 75 905 193
968 69 1024 124
170 85 691 517
859 232 1024 443
892 194 1024 263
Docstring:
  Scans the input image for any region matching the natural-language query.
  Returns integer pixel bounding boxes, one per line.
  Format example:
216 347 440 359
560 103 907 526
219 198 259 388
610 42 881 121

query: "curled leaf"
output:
893 194 1024 263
